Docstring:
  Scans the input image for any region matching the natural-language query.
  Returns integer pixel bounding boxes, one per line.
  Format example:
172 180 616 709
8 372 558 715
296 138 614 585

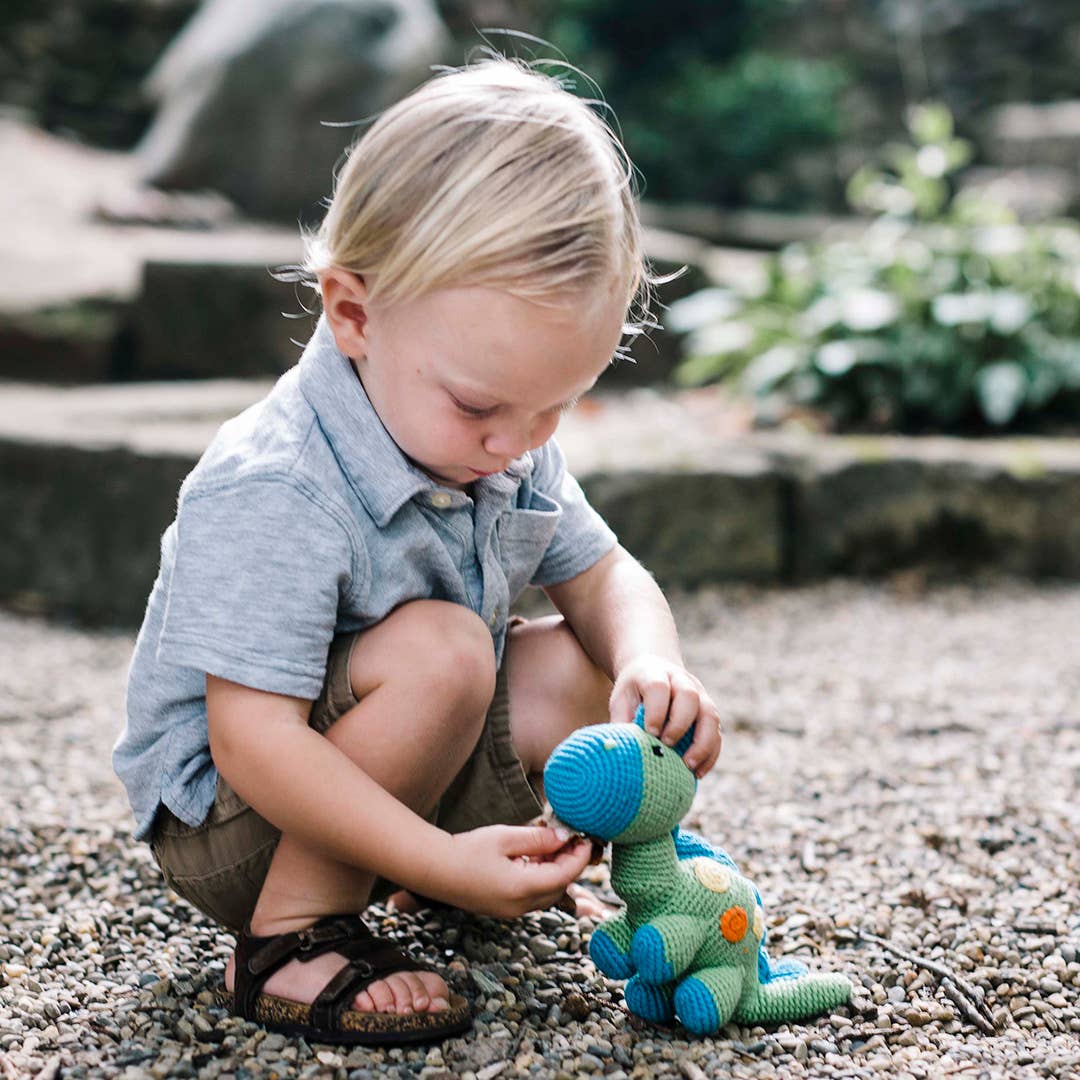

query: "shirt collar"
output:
297 316 532 525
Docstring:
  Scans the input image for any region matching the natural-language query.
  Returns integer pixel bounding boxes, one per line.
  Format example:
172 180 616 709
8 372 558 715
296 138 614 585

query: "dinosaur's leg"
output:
589 910 635 979
673 966 745 1036
630 915 709 985
735 971 852 1025
624 975 675 1025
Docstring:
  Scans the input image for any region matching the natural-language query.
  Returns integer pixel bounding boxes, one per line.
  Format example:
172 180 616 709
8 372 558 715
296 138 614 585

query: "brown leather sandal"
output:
220 914 473 1044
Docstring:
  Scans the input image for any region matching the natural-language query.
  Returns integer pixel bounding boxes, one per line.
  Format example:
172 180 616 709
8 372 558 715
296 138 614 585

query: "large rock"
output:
583 467 784 586
133 259 314 379
781 436 1080 580
0 438 192 625
135 0 451 221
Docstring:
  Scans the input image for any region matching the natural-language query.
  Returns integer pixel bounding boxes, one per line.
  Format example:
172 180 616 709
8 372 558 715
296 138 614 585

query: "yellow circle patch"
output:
753 907 764 941
693 858 733 894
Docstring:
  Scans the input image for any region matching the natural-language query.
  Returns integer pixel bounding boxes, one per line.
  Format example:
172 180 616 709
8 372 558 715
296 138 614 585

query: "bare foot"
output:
564 882 619 921
386 889 426 916
223 932 449 1016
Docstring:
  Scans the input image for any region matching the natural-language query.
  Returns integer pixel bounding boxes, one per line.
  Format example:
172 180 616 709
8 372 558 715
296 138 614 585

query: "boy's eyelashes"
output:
450 394 497 419
448 393 581 419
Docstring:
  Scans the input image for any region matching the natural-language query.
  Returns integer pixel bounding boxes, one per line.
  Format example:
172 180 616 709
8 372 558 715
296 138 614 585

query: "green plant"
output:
537 0 846 208
671 104 1080 431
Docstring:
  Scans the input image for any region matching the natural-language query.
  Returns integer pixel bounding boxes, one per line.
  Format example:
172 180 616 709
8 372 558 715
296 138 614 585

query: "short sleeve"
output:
158 478 363 699
529 438 618 587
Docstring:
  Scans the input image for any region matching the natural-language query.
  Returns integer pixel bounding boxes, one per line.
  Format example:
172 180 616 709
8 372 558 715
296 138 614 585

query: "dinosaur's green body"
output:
545 712 852 1033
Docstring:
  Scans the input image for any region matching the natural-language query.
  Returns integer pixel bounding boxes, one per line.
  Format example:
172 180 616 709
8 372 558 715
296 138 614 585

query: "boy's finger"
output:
504 825 575 858
641 681 672 737
660 684 700 747
685 713 722 776
608 682 639 726
521 839 591 888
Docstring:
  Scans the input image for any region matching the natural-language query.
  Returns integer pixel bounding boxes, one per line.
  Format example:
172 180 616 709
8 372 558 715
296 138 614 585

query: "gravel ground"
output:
2 582 1079 1080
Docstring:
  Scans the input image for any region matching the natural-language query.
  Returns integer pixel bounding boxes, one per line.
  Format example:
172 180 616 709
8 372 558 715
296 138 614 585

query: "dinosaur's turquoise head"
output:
544 707 697 844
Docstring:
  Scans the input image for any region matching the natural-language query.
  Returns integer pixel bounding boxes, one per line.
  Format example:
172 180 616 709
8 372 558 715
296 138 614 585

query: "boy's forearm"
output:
546 545 683 680
210 708 451 897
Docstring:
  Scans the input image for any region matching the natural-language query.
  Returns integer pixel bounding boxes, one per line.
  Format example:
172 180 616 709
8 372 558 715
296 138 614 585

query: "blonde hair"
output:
303 58 649 329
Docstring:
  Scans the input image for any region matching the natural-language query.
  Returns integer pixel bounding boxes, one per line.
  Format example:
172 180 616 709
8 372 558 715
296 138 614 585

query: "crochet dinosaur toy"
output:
544 707 851 1034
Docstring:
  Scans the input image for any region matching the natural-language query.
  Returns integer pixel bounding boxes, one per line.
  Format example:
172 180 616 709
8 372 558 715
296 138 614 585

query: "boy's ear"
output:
318 268 370 358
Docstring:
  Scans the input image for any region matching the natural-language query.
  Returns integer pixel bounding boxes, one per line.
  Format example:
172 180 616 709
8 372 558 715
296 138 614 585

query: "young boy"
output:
114 60 723 1044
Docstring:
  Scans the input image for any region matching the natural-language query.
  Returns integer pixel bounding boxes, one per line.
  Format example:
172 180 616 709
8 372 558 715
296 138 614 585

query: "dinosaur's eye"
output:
652 745 665 757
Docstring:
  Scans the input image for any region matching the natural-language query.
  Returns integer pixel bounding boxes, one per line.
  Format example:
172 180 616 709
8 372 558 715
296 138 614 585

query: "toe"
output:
567 882 619 920
385 973 416 1014
418 971 450 1012
386 889 423 915
399 971 431 1012
360 977 396 1014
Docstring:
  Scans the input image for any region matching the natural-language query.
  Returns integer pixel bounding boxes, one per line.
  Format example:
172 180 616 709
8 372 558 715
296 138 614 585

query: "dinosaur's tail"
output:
736 972 852 1025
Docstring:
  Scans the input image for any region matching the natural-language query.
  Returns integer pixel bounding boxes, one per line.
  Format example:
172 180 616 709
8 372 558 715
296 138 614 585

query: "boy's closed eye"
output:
449 394 497 419
448 392 581 420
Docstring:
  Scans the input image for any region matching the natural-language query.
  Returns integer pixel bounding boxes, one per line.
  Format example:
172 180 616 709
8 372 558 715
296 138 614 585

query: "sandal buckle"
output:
296 928 316 952
354 959 375 978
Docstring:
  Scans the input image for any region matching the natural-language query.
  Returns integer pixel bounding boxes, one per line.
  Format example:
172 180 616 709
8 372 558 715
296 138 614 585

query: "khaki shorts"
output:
150 625 542 932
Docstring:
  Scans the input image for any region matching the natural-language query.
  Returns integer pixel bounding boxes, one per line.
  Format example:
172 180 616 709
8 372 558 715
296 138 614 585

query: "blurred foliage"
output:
0 0 197 147
537 0 847 207
671 105 1080 432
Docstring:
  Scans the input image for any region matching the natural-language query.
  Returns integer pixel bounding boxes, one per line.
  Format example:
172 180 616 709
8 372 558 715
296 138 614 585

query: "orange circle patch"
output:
720 906 749 943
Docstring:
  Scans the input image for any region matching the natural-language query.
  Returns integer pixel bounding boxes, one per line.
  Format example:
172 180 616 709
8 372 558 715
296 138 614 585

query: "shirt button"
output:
488 608 500 629
429 491 453 509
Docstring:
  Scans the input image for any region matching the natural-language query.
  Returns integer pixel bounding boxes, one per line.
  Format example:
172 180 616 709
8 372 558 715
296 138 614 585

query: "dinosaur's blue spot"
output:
629 926 675 985
673 828 740 871
544 724 643 840
625 976 674 1024
761 954 808 983
673 976 721 1035
589 929 634 980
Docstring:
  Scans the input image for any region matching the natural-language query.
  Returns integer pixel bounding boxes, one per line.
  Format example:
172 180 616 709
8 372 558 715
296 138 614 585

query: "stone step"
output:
0 116 764 387
3 378 1079 626
980 100 1080 172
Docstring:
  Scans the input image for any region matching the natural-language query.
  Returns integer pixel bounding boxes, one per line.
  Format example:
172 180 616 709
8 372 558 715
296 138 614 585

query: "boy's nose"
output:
483 431 529 459
483 416 555 459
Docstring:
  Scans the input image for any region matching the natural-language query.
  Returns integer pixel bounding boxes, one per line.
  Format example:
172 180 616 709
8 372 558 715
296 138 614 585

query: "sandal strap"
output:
233 914 435 1028
309 951 431 1030
309 926 435 1031
234 914 366 1020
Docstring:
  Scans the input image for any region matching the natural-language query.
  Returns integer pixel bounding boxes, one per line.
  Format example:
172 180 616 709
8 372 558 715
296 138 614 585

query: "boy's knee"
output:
357 600 496 710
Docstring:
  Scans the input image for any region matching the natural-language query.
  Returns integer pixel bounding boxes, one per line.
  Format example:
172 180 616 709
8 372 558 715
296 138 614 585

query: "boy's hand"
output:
609 655 723 779
424 825 593 918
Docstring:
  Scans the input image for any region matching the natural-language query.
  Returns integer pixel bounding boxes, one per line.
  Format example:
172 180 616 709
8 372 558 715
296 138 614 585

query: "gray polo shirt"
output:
114 316 617 842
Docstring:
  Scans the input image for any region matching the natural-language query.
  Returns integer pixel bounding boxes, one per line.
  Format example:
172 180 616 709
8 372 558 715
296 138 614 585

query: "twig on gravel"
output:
940 978 997 1036
1012 922 1061 935
858 931 998 1034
